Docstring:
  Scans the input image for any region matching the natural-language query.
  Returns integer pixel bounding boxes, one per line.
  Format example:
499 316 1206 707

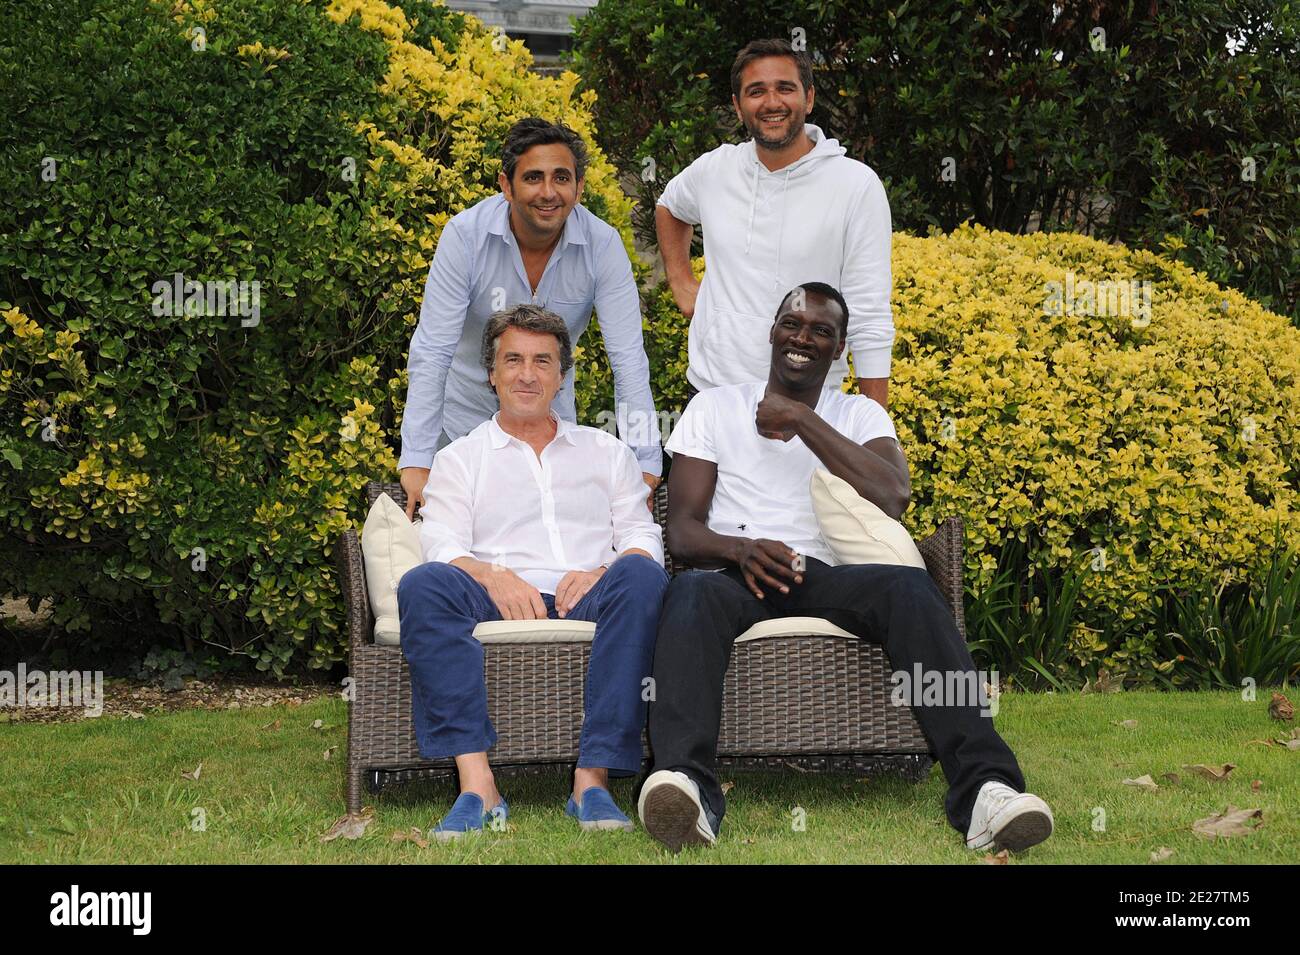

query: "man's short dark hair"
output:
730 39 815 99
481 304 574 385
500 118 589 184
776 282 849 339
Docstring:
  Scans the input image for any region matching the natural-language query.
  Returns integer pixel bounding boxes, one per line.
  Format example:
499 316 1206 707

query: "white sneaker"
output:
965 780 1053 852
637 770 718 852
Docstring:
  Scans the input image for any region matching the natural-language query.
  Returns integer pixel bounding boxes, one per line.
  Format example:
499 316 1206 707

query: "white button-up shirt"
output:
418 412 665 595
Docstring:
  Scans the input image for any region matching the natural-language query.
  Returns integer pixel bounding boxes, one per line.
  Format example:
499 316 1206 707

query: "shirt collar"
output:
487 410 577 449
486 193 587 250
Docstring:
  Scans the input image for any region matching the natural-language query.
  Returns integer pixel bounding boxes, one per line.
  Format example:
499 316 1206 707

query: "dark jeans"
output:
397 554 669 775
646 558 1025 833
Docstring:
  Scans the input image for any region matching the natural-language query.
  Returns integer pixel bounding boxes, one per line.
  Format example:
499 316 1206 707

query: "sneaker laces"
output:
981 782 1019 815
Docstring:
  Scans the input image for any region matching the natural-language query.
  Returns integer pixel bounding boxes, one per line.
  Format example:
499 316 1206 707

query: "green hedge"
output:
0 0 633 674
3 0 1297 689
570 0 1299 320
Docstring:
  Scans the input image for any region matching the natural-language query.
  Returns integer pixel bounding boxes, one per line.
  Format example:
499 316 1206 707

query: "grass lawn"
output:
1 689 1296 864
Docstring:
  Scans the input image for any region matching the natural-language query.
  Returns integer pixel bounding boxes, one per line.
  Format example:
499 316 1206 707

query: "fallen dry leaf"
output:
1183 763 1235 782
720 781 734 795
323 746 338 760
1115 719 1139 729
311 719 324 730
181 762 203 781
1161 772 1181 785
1251 779 1263 791
1082 670 1123 695
1149 847 1175 863
261 718 282 731
320 807 374 842
1268 691 1294 721
1192 805 1263 840
982 849 1010 865
126 711 145 720
391 827 428 849
1123 774 1160 792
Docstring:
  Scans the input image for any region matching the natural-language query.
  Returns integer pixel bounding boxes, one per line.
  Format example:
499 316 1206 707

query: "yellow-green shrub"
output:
578 228 1300 684
0 0 632 674
887 224 1300 617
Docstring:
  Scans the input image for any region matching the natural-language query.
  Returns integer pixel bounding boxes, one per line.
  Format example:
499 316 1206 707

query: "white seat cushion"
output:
810 468 926 569
361 493 424 646
735 616 857 643
361 493 598 646
471 619 596 644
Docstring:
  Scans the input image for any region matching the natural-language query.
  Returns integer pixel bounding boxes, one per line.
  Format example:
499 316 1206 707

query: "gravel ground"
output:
1 594 338 724
0 676 340 724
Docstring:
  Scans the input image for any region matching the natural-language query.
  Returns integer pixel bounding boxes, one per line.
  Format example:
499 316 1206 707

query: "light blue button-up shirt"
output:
399 193 662 475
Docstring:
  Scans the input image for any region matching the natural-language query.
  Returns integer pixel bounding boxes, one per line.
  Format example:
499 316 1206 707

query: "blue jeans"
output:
397 554 668 775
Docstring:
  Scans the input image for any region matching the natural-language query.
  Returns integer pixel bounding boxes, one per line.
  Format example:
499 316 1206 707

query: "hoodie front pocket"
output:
701 306 776 384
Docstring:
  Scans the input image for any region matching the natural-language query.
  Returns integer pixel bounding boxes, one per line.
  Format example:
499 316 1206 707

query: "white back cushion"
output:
810 468 926 569
360 493 424 645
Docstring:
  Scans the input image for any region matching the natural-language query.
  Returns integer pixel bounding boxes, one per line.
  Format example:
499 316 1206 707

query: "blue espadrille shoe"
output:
565 786 634 832
431 792 509 842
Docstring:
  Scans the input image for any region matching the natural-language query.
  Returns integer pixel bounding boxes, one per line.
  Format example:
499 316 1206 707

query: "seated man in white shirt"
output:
397 304 669 839
638 282 1053 854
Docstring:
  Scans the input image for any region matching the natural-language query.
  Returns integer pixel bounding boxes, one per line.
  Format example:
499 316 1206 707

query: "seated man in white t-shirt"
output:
637 282 1053 854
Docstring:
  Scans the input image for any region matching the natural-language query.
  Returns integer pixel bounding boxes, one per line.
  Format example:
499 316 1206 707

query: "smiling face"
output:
499 143 584 242
768 289 846 390
489 325 564 422
732 55 814 150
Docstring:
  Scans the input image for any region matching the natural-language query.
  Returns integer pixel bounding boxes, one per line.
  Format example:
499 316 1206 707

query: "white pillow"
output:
360 492 424 645
810 468 926 569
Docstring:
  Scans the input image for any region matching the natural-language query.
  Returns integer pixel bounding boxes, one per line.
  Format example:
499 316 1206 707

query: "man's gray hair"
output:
480 304 575 378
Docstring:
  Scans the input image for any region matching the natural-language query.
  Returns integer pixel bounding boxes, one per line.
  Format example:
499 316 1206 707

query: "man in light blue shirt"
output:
399 118 662 516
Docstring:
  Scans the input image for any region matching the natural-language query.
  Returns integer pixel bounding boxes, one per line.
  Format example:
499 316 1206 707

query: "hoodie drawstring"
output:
774 168 791 288
744 161 759 253
744 159 794 288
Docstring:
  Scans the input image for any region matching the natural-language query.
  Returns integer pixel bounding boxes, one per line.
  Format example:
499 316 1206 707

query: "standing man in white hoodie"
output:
656 39 894 408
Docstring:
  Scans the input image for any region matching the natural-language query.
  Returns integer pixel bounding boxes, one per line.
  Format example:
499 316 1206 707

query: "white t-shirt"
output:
664 382 898 565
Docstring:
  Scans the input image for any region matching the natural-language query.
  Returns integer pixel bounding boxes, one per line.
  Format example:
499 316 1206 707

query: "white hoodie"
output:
658 124 894 391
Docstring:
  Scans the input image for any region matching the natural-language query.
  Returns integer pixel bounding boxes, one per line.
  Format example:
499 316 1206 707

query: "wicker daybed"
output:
336 481 962 813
